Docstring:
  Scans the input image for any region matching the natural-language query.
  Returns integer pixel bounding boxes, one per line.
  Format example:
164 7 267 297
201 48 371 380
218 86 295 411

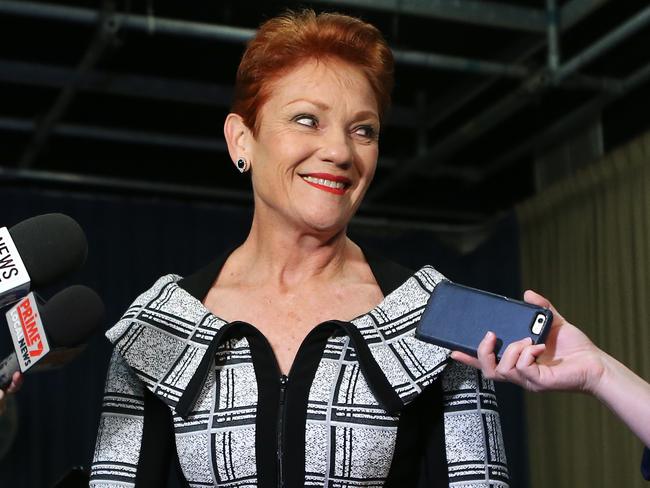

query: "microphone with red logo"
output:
0 285 105 389
0 213 88 308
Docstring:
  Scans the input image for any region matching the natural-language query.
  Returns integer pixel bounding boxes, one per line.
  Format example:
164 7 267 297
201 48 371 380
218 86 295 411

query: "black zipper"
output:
277 373 289 488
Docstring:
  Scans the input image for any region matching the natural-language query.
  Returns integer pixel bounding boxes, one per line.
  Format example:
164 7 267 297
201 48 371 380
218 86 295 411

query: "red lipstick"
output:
300 173 351 196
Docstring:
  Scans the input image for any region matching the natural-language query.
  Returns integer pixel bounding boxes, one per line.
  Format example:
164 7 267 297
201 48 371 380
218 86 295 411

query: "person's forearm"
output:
591 351 650 447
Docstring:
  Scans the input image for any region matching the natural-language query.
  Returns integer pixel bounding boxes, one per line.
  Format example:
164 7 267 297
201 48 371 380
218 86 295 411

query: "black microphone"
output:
0 214 88 307
0 285 105 389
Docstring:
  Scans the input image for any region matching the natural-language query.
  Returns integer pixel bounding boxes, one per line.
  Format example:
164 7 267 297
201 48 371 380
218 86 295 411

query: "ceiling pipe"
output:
367 6 650 199
479 58 650 179
560 0 611 31
18 2 119 169
0 116 229 152
0 0 530 78
554 5 650 84
546 0 561 73
0 166 486 225
309 0 547 32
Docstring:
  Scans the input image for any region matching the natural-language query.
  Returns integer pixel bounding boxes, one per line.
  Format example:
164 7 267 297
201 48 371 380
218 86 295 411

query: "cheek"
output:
259 132 315 175
251 136 316 199
358 147 379 180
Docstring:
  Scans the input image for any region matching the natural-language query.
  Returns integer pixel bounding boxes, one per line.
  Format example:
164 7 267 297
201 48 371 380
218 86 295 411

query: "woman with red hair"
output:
90 10 509 487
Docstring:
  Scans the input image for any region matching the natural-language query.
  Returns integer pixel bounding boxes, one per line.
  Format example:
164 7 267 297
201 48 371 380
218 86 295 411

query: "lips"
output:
299 173 352 195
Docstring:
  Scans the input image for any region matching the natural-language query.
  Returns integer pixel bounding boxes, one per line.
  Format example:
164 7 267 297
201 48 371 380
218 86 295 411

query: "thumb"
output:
524 289 565 322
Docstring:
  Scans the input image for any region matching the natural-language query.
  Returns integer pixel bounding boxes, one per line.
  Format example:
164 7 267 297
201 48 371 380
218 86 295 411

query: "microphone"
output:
0 214 88 308
0 285 105 389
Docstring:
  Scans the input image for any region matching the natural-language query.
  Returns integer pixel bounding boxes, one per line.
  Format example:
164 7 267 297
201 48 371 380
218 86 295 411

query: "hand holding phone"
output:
416 280 552 360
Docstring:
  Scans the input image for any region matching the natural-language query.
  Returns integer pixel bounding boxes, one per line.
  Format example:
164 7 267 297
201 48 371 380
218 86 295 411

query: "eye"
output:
353 125 378 140
293 114 318 128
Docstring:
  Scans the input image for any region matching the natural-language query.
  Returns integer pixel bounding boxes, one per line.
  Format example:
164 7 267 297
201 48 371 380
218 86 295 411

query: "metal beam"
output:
18 2 117 168
309 0 548 32
425 37 548 131
0 114 484 183
554 5 650 84
9 0 607 38
0 167 252 203
0 167 486 225
366 71 548 201
0 0 532 78
370 58 646 185
392 50 529 79
560 0 611 31
0 116 228 152
479 58 650 179
0 59 417 128
422 12 619 133
546 0 561 72
367 5 650 198
0 0 255 43
0 59 233 106
2 116 455 174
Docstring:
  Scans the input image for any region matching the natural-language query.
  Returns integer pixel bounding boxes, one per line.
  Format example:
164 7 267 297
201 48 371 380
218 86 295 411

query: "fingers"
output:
6 372 23 394
514 344 547 391
451 331 550 391
476 331 498 379
516 343 546 370
450 331 499 372
452 332 499 380
495 337 533 377
0 372 24 415
465 333 532 383
450 351 481 369
456 332 547 390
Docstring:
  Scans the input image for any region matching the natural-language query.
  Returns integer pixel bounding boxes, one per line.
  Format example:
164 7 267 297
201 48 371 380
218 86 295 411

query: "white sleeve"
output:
442 360 510 487
89 350 146 487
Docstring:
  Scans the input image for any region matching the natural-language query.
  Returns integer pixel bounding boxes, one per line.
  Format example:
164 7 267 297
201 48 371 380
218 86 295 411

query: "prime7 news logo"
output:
5 293 50 371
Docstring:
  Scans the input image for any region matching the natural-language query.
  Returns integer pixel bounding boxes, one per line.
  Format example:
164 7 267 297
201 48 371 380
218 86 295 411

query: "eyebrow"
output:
286 98 330 111
353 110 380 123
285 99 379 121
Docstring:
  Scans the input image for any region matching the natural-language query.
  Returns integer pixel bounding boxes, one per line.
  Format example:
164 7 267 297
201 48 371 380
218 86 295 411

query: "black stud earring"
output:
236 158 249 173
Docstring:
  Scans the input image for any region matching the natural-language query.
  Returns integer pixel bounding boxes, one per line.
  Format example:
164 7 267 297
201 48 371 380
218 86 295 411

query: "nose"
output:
319 128 353 169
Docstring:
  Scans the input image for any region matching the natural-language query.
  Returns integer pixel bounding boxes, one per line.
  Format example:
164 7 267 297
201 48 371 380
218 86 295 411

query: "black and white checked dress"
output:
90 252 510 487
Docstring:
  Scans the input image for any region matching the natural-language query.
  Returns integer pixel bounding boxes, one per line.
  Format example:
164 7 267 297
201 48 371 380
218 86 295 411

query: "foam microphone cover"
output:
9 213 88 287
41 285 105 347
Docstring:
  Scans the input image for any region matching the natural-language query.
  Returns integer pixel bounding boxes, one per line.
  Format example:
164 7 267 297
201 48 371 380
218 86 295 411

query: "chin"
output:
299 210 351 235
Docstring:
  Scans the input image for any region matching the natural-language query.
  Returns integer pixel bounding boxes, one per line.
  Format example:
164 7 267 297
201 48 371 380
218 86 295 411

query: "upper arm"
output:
442 360 510 487
90 350 177 487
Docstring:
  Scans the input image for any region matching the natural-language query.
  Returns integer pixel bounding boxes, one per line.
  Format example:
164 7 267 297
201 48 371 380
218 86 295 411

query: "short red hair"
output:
232 10 394 135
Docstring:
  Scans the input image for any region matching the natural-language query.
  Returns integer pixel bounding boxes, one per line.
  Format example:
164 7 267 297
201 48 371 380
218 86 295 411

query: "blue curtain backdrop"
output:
0 186 528 487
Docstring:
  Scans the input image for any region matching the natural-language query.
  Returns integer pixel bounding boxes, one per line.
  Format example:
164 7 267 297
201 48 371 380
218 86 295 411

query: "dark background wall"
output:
0 186 527 487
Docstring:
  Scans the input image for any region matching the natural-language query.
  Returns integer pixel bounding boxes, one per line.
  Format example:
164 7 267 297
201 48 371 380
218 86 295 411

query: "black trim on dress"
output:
137 246 448 487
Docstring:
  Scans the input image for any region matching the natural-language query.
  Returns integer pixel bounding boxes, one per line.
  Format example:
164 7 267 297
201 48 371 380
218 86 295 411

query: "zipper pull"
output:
279 374 288 399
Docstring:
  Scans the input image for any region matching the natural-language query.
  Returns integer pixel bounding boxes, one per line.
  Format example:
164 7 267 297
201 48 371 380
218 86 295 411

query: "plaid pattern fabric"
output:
90 267 510 487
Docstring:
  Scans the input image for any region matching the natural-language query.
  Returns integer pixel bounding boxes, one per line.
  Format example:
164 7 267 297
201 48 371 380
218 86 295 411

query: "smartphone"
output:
415 280 553 360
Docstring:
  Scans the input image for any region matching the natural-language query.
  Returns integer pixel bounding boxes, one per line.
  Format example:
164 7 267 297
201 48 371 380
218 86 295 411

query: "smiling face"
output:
232 58 380 235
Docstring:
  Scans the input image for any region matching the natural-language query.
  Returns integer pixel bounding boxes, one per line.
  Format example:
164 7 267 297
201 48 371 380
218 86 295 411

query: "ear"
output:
224 113 253 167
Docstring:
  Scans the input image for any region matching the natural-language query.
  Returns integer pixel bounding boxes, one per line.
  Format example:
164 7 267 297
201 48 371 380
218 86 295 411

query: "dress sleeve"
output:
441 360 510 487
90 350 147 487
90 349 179 487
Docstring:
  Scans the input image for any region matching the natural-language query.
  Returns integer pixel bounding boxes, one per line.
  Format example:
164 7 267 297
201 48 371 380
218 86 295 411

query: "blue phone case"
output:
415 280 553 360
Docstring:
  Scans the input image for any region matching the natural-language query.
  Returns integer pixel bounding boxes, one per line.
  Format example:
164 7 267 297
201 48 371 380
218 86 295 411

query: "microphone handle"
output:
0 353 19 390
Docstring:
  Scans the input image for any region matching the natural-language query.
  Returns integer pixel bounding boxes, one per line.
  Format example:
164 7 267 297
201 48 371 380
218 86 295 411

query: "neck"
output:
236 209 355 290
